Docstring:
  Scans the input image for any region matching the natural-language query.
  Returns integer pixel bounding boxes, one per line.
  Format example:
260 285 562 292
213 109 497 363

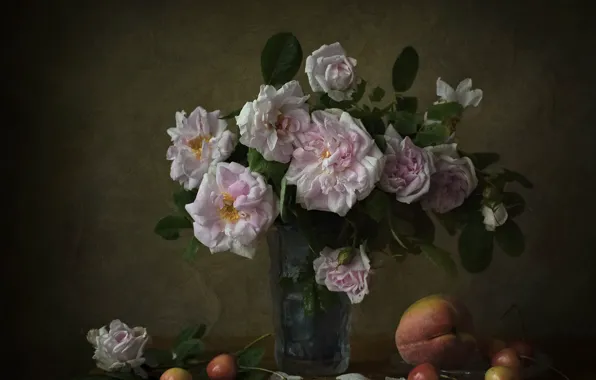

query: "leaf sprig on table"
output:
75 322 274 380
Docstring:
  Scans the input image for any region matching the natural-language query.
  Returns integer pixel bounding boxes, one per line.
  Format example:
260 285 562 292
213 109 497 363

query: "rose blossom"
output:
379 125 435 203
236 80 310 163
313 245 371 304
435 77 483 108
305 42 358 102
185 162 278 258
421 143 478 213
86 320 149 376
285 109 385 216
166 106 237 190
482 202 508 231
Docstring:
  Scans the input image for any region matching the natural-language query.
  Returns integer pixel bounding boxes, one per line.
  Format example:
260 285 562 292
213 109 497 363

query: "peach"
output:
395 294 476 369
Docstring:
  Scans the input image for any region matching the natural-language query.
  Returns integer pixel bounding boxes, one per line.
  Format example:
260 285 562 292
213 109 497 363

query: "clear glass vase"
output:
267 224 351 376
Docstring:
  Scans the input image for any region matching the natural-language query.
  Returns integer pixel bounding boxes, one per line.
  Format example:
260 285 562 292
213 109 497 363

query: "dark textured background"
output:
5 1 596 379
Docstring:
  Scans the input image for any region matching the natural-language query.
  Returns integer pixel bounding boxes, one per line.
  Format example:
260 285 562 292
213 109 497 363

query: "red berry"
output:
408 363 439 380
491 348 521 370
206 353 237 380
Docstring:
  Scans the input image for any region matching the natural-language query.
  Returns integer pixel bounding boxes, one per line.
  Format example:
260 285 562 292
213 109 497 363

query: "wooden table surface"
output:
151 336 593 380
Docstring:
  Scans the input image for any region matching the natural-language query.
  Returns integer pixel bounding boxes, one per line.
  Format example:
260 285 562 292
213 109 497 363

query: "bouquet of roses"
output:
155 32 532 304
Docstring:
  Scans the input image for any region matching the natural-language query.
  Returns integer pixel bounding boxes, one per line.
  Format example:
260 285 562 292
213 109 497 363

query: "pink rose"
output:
236 80 310 163
285 109 385 216
166 106 237 190
379 125 435 203
305 42 358 102
313 245 371 304
185 162 278 258
421 144 478 213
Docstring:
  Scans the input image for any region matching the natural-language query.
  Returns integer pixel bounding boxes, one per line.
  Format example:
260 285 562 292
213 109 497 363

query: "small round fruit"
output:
485 366 520 380
207 353 237 380
161 367 193 380
508 340 533 358
491 348 521 369
408 363 439 380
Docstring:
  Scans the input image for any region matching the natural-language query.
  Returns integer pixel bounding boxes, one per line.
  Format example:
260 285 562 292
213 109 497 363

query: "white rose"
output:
236 80 310 163
482 202 508 231
166 106 237 190
87 320 149 375
435 77 483 108
305 42 358 102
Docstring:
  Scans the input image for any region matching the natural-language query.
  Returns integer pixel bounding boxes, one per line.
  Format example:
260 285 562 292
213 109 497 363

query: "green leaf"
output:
337 247 353 265
361 114 386 136
363 189 390 222
396 96 418 113
183 238 201 261
426 102 464 122
414 123 450 147
420 243 458 277
369 86 386 102
502 192 525 218
389 239 408 262
392 46 419 92
373 135 387 153
352 79 367 102
226 142 249 166
464 152 500 170
320 93 353 110
173 188 197 215
458 221 494 273
317 284 340 311
495 220 525 257
392 111 418 135
144 347 174 368
173 338 203 363
220 109 241 120
154 215 192 240
503 169 533 189
388 214 418 253
247 148 289 191
261 32 303 86
237 346 265 367
174 324 207 348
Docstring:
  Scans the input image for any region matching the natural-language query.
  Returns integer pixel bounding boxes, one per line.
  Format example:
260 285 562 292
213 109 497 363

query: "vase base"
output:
274 354 350 377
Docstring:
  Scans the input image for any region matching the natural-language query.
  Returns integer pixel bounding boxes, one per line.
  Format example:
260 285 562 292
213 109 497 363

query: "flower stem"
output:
520 355 569 380
239 366 287 380
235 333 272 354
500 303 526 341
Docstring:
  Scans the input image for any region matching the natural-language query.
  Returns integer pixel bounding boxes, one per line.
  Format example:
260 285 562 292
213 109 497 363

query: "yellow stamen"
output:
321 149 331 159
219 192 240 223
187 135 212 159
